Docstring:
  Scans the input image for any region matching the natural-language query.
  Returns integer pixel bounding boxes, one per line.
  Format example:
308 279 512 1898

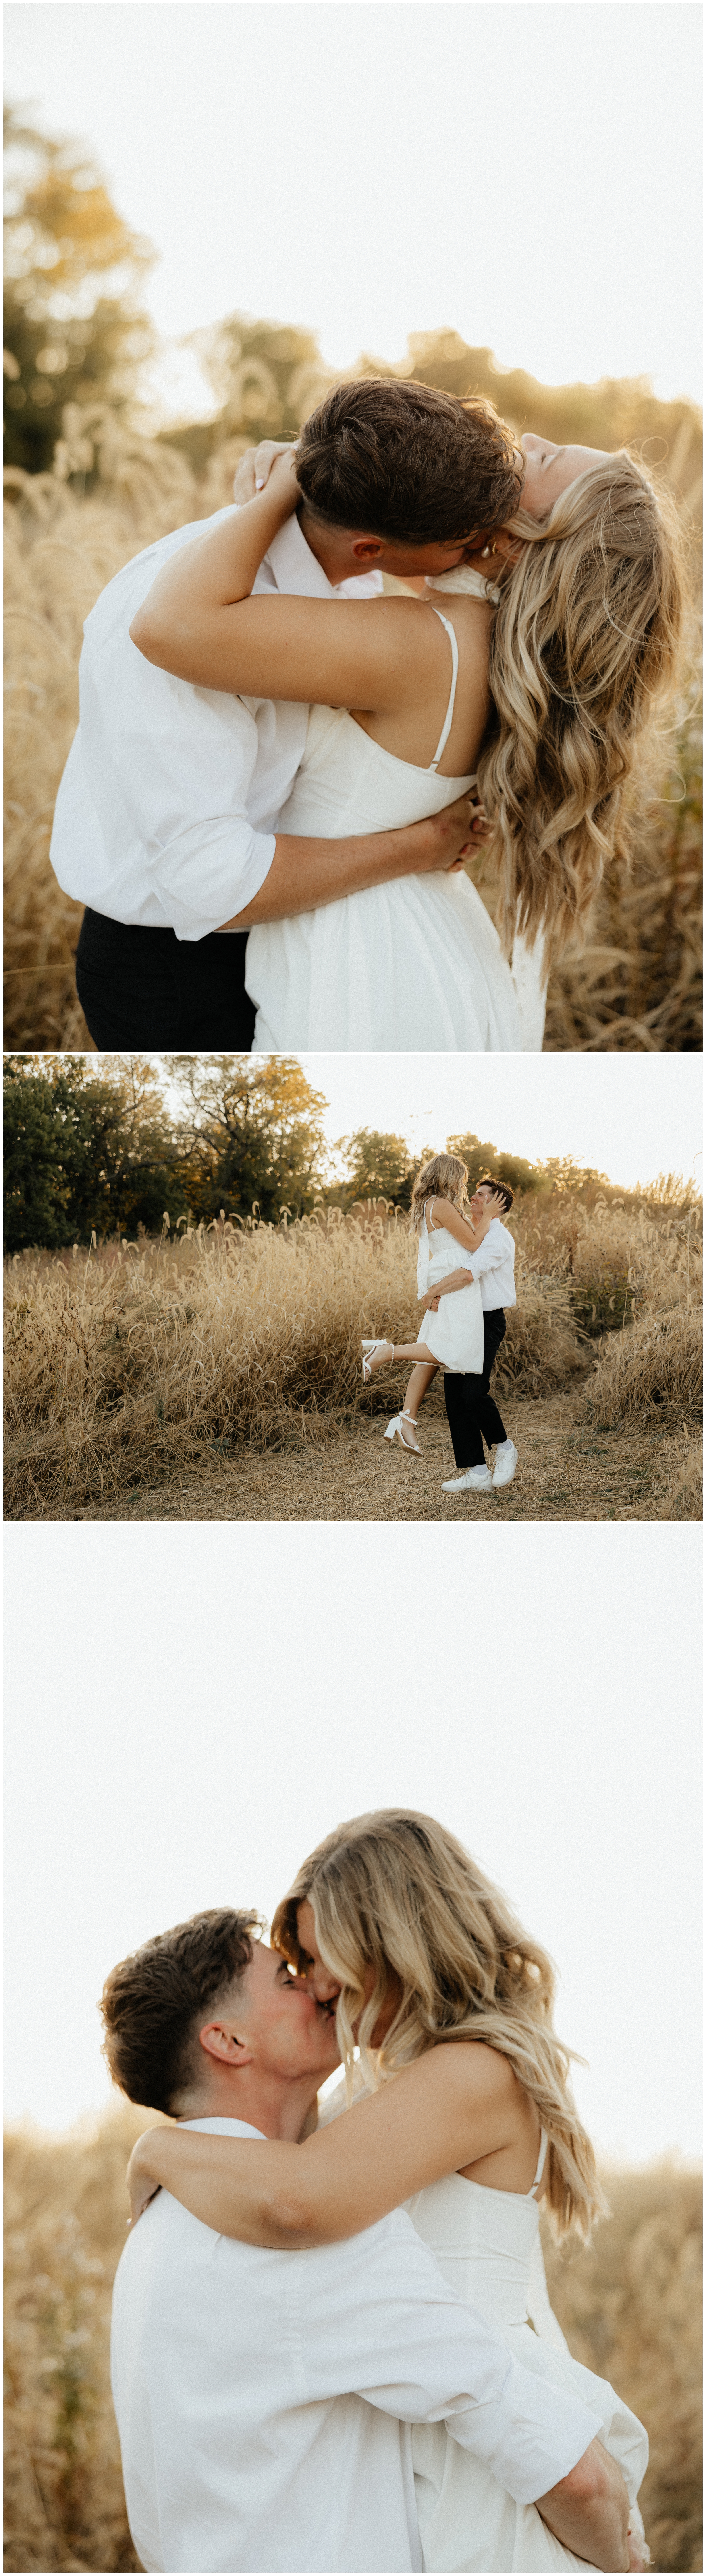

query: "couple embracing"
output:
364 1153 518 1493
107 1809 649 2575
50 378 682 1053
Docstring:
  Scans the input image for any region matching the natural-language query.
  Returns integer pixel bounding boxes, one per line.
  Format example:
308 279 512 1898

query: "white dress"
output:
245 600 545 1052
416 1203 484 1374
406 2135 649 2573
318 2087 648 2574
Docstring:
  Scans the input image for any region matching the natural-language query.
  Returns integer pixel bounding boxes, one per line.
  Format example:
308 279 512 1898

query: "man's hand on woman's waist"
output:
219 796 476 929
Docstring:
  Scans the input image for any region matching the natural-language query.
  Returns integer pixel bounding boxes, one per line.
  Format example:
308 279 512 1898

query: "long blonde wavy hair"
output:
408 1153 471 1238
272 1807 607 2239
442 452 685 961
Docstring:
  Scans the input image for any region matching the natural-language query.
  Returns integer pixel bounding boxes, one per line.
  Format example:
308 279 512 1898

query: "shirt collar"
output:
179 2116 266 2138
267 512 336 600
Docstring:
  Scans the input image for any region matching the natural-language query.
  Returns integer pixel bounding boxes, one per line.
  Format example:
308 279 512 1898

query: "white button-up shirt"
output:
110 2116 599 2575
467 1217 517 1309
49 514 382 941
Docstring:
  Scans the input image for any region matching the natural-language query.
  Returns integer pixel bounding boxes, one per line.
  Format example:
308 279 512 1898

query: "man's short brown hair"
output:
296 378 523 545
477 1174 515 1212
99 1908 262 2116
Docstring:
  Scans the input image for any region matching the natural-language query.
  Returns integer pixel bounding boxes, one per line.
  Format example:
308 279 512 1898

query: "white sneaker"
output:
442 1465 493 1493
492 1440 518 1489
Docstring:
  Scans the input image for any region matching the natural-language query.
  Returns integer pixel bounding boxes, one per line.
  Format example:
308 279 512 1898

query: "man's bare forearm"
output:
431 1266 476 1298
218 797 474 930
221 830 420 928
536 2439 630 2572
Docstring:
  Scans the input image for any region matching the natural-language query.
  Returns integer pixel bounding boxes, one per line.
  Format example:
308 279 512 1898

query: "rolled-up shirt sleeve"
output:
297 2213 601 2506
466 1235 505 1283
79 638 276 941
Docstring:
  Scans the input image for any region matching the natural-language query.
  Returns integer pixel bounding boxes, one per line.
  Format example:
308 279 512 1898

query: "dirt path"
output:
45 1393 680 1522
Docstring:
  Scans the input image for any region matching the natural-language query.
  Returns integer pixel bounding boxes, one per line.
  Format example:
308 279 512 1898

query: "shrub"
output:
587 1309 702 1431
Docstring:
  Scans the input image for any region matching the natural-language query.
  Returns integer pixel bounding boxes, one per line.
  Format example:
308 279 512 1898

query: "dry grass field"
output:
4 414 702 1053
4 2109 701 2574
4 1189 702 1521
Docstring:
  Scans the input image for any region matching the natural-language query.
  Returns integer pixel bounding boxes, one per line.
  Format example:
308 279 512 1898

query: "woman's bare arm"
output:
129 450 447 719
127 2042 518 2246
430 1199 494 1255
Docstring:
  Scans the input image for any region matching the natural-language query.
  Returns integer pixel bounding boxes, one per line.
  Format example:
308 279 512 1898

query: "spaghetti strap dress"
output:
245 607 535 1052
405 2132 648 2570
317 2083 648 2572
416 1202 485 1374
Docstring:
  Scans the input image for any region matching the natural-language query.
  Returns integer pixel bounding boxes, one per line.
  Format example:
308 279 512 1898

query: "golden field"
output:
4 1185 702 1519
4 412 702 1054
4 2107 702 2574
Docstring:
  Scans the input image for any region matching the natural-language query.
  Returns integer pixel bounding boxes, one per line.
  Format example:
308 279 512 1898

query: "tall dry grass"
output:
4 411 701 1051
542 2166 702 2575
4 2109 701 2574
580 1200 702 1456
4 1190 700 1517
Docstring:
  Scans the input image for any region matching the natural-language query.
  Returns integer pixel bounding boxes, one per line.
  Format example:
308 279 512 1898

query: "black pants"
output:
75 909 257 1049
444 1310 508 1471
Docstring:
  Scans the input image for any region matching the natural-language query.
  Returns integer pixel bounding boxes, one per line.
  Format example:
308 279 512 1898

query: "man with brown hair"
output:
106 1906 630 2574
50 378 522 1049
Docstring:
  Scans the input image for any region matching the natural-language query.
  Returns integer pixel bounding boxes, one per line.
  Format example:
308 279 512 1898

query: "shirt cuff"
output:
148 828 277 941
446 2360 601 2507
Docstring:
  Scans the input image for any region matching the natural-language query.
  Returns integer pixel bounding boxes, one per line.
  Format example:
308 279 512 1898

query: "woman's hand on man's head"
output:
233 440 298 503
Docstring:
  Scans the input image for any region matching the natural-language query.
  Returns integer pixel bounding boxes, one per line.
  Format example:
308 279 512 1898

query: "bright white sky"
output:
5 1523 702 2163
5 2 702 414
161 1053 703 1193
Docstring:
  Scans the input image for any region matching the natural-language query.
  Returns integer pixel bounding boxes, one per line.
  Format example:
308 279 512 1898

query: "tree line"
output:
4 106 701 511
4 1055 569 1254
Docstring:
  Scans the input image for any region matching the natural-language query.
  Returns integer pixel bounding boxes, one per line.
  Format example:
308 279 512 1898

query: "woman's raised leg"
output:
389 1359 438 1453
404 1361 438 1420
362 1339 437 1381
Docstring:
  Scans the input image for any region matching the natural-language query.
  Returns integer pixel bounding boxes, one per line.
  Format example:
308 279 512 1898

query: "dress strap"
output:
529 2128 548 2196
428 612 459 772
426 566 501 607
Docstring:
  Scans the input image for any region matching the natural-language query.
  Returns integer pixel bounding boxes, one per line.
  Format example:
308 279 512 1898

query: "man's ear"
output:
198 2019 253 2069
349 535 385 564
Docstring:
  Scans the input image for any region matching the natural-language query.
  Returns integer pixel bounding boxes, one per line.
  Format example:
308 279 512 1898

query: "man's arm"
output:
463 1227 508 1284
219 796 476 928
298 2214 617 2539
536 2437 630 2570
420 1266 475 1306
60 515 475 939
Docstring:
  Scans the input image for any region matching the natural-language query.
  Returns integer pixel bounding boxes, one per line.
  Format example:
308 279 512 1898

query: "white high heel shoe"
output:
362 1339 393 1383
384 1410 421 1453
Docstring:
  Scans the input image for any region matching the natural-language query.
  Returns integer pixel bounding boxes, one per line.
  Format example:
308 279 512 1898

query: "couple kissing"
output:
107 1809 649 2573
51 377 683 1054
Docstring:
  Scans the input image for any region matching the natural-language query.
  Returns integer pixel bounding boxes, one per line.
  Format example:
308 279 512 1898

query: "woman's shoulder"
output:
409 2040 518 2107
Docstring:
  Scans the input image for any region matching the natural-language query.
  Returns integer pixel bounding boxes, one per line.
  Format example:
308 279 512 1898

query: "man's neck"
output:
179 2070 322 2141
297 505 367 589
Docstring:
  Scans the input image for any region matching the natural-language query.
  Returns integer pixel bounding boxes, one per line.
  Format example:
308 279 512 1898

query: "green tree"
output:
447 1133 545 1197
4 106 154 473
4 1056 186 1249
165 1055 328 1224
388 330 702 514
336 1129 418 1210
166 315 335 473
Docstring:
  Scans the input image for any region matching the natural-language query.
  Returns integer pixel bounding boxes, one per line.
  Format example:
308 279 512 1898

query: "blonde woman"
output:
127 1811 649 2573
363 1156 516 1494
132 418 684 1054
